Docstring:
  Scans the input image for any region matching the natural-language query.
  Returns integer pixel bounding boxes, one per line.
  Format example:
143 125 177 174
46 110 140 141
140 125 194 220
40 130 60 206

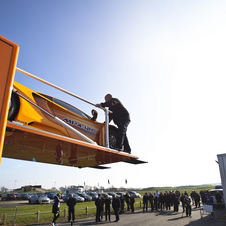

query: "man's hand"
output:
96 104 101 107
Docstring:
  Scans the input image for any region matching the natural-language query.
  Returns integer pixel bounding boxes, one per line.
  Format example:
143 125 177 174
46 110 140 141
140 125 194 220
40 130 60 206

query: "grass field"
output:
0 185 215 225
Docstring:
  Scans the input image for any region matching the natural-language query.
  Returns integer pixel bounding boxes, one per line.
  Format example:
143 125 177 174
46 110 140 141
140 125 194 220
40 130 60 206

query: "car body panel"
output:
4 121 139 168
12 81 105 144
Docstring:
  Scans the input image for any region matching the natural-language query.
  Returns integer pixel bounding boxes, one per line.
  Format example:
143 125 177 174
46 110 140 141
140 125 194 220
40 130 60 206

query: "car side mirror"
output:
91 109 98 121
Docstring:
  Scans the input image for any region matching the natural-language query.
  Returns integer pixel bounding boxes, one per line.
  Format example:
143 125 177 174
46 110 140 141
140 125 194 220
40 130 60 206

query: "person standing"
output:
180 193 185 213
119 194 125 214
96 94 131 154
173 192 179 212
51 193 61 226
112 194 121 222
130 195 135 213
215 191 222 209
95 194 102 223
185 196 192 217
149 192 154 211
100 195 104 220
154 193 158 210
159 192 165 211
143 192 149 212
67 194 76 223
195 192 200 208
125 193 130 211
104 195 111 221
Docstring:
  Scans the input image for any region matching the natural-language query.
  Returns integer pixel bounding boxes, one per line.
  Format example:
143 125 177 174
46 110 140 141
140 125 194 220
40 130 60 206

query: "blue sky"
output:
1 0 226 190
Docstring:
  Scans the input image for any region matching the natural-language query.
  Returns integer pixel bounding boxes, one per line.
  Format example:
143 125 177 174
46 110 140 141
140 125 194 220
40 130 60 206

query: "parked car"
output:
76 193 92 202
215 184 223 189
128 191 141 198
116 192 126 197
8 193 18 200
100 193 112 200
17 193 25 200
63 193 84 203
29 194 50 204
2 193 10 201
210 189 224 205
45 192 56 199
86 192 98 201
23 193 32 200
108 192 120 198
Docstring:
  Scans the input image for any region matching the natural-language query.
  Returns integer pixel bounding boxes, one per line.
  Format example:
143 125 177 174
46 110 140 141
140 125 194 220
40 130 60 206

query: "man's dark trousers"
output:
114 208 119 221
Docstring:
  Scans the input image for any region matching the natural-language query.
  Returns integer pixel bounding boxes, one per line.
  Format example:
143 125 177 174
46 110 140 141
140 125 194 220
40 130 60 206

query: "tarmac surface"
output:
32 206 226 226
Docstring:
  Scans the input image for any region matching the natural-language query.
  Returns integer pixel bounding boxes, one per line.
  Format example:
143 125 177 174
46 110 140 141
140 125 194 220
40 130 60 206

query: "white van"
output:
209 189 224 205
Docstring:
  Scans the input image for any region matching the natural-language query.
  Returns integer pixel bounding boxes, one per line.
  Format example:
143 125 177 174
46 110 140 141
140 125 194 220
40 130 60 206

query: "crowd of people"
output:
95 189 223 223
50 189 223 225
95 193 135 223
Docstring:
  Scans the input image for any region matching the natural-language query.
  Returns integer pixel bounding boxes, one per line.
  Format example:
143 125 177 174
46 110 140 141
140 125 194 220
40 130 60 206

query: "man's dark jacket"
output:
112 197 121 209
101 98 130 124
67 197 76 208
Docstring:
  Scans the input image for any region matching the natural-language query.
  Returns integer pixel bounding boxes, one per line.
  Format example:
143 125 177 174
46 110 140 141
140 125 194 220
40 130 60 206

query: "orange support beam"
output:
0 36 19 164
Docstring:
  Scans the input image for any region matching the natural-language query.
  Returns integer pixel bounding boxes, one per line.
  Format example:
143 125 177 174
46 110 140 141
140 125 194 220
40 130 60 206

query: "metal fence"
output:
0 207 18 225
0 202 143 225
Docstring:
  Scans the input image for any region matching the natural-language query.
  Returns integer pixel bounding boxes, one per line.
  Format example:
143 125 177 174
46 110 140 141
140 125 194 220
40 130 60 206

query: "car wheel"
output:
109 127 118 149
8 92 20 121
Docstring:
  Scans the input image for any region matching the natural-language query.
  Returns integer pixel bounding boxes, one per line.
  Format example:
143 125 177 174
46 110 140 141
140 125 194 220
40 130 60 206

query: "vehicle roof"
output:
210 189 223 191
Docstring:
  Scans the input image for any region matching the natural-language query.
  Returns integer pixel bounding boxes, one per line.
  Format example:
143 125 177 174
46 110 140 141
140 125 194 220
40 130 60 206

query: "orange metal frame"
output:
0 36 19 164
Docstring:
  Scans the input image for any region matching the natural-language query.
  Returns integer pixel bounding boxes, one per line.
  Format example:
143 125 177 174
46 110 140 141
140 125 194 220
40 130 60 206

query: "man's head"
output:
70 194 73 198
105 94 112 102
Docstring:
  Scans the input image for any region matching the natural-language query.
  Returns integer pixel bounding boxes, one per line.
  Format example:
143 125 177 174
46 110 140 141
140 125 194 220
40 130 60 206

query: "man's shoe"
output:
115 147 122 151
51 222 55 226
124 149 131 154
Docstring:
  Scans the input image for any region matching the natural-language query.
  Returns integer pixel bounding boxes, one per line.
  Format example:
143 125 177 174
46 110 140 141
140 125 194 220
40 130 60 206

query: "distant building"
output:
66 185 84 193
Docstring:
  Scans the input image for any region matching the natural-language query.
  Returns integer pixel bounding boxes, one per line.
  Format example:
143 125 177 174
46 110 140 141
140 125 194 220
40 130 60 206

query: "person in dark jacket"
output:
112 195 121 222
180 193 185 212
173 192 179 212
104 195 111 221
125 193 130 211
51 193 61 226
130 195 135 213
95 194 102 223
165 192 171 210
143 193 149 212
195 192 200 208
100 195 104 220
96 94 131 153
215 191 222 209
67 194 76 222
119 194 125 214
154 193 158 210
149 192 154 211
159 192 165 211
